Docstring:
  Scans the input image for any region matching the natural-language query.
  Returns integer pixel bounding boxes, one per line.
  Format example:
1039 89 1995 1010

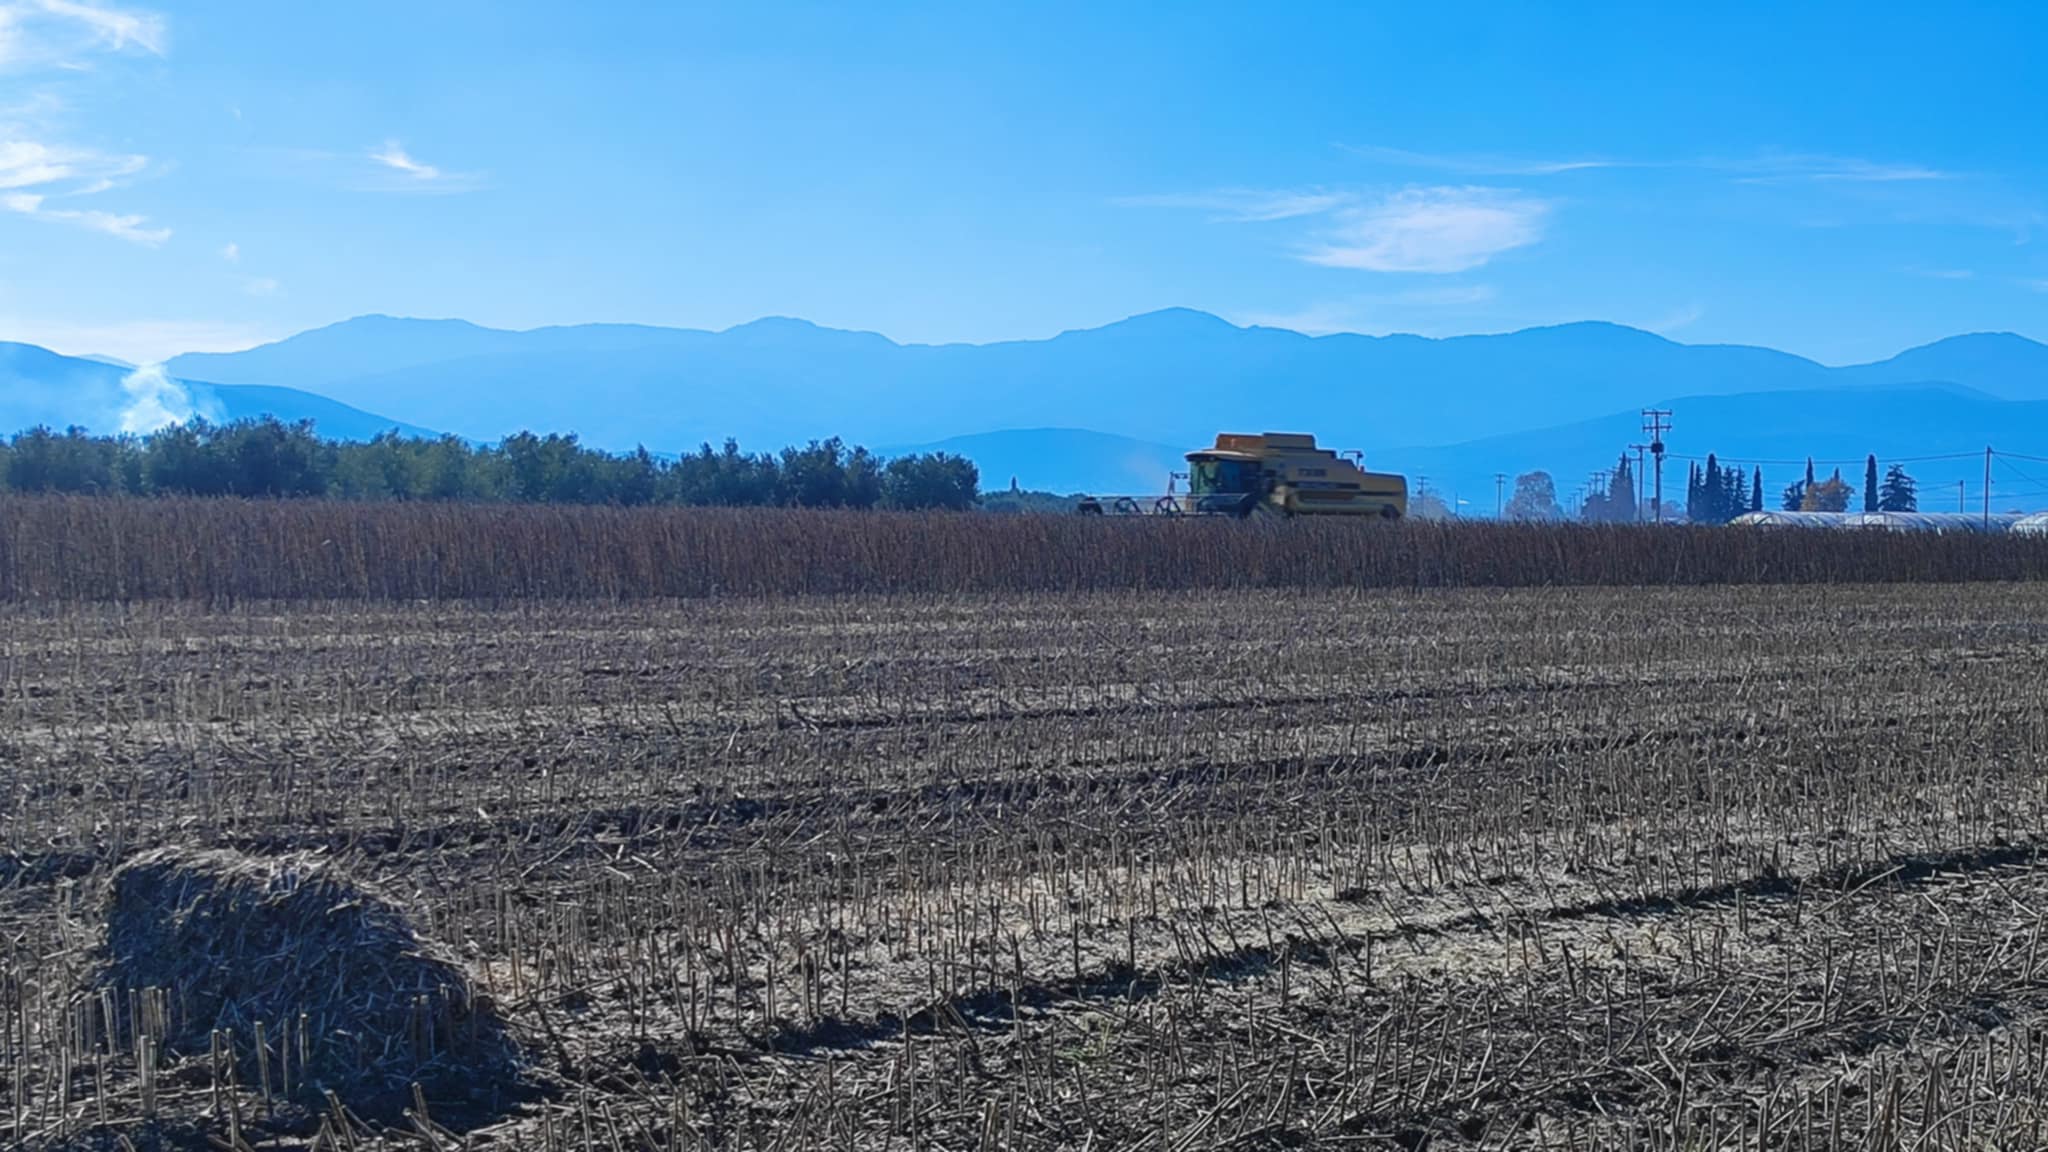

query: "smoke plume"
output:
117 364 218 434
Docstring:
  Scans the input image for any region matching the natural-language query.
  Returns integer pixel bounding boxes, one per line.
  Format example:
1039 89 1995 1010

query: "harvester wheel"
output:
1380 505 1401 520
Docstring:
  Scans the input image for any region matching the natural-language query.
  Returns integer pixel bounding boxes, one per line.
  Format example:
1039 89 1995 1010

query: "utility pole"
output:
1959 479 1967 513
1985 446 1994 528
1641 409 1672 524
1628 444 1648 522
1494 473 1506 519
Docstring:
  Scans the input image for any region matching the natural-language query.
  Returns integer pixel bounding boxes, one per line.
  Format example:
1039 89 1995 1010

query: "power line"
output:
1666 450 1980 467
1996 456 2048 489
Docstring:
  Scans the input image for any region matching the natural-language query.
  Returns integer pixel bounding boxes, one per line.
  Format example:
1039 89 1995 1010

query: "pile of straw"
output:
100 847 525 1127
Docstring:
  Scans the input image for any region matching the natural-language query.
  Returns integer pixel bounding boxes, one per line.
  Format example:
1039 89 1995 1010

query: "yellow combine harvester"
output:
1079 432 1408 519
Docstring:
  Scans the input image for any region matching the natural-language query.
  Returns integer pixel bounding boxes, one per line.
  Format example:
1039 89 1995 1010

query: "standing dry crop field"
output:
6 583 2048 1150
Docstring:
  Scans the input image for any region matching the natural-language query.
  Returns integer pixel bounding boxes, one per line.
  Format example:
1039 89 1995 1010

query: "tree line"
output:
0 420 982 510
1498 452 1922 523
1760 455 1918 516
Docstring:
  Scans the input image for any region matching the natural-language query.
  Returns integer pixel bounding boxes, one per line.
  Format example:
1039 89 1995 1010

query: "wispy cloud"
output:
364 140 483 193
1909 267 1975 281
1727 153 1951 185
0 136 143 189
1 1 166 243
1303 187 1550 273
3 189 165 243
0 0 163 68
1342 144 1634 177
1345 143 1953 185
1124 182 1552 273
0 137 71 187
1112 188 1346 222
27 0 163 55
371 141 439 180
241 276 279 297
0 134 164 243
219 240 238 262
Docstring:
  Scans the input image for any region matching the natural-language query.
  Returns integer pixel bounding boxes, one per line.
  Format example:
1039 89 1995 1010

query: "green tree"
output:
1504 471 1563 521
1878 463 1918 512
883 453 979 510
7 426 133 493
778 438 880 507
841 446 885 508
672 440 781 506
610 447 662 506
1686 455 1745 524
215 419 329 496
1582 454 1636 523
5 419 986 510
1801 468 1853 512
142 423 231 495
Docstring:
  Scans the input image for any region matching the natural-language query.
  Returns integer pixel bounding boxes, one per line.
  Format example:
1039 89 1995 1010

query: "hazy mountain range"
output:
5 310 2048 506
0 341 438 442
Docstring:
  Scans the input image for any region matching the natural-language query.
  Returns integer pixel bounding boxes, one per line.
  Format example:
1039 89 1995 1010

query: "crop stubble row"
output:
4 584 2048 1148
13 495 2048 600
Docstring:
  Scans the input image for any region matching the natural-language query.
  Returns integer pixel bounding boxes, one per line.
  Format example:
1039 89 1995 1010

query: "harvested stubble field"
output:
11 495 2048 600
7 581 2048 1150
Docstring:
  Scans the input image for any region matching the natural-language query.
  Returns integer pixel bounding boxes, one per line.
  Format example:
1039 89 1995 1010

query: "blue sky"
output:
1 1 2042 365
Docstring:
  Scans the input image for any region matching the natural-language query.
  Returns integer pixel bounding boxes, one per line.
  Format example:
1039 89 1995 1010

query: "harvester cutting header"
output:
1079 432 1408 519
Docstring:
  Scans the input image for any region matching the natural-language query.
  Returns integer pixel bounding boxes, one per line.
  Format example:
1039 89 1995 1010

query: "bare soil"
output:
5 585 2048 1149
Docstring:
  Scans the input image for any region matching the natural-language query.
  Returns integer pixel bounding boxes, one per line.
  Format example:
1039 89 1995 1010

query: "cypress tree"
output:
1721 464 1744 523
1612 453 1637 522
1750 467 1764 513
1863 454 1879 513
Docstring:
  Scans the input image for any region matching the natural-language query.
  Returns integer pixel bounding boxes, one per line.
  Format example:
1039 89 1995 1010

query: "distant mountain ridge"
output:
1 342 437 441
162 312 2048 466
23 306 2048 508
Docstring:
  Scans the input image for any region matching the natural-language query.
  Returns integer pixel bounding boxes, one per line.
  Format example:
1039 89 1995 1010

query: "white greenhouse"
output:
2013 512 2048 536
1729 511 2025 533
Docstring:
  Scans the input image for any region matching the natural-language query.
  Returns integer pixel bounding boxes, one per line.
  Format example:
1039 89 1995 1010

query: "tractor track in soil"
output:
716 833 2048 1063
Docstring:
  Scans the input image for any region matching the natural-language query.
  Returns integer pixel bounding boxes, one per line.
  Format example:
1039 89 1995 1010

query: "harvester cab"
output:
1185 449 1271 517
